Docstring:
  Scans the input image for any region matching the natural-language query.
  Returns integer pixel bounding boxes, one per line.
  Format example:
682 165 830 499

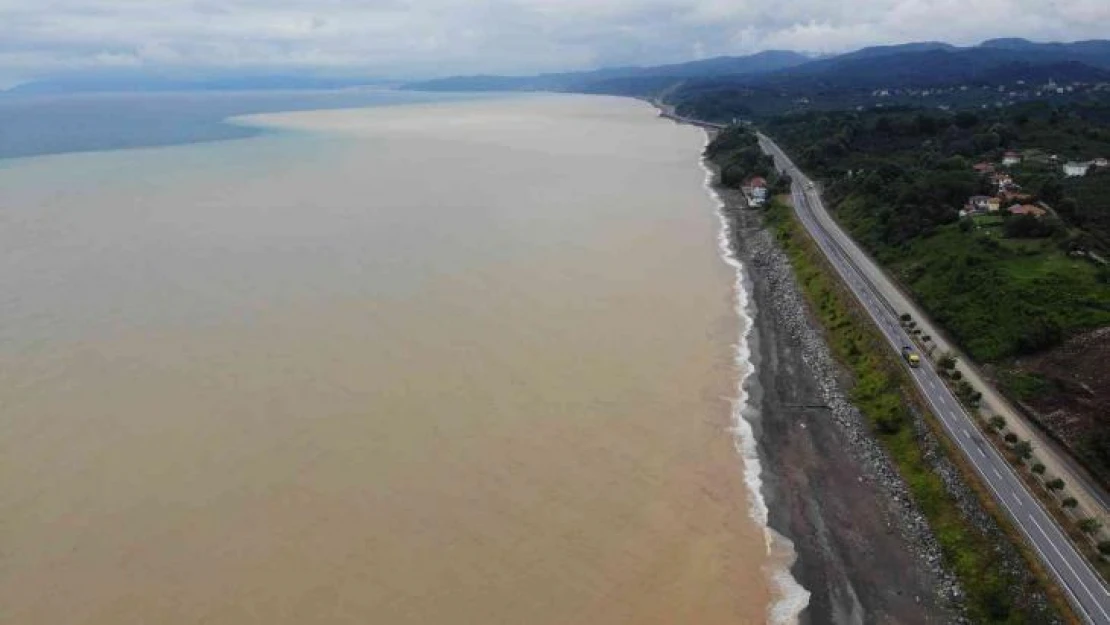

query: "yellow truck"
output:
902 346 921 368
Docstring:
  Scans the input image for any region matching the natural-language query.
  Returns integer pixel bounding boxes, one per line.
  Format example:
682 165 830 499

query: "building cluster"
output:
961 147 1108 218
867 80 1110 106
960 157 1034 218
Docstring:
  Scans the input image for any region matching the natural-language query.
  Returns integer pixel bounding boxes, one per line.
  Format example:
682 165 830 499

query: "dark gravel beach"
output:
715 181 963 625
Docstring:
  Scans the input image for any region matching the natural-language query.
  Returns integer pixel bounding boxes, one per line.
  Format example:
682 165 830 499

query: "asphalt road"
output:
757 132 1110 624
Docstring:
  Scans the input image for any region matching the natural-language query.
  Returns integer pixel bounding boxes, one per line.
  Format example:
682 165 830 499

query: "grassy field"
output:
867 219 1110 363
763 198 1071 624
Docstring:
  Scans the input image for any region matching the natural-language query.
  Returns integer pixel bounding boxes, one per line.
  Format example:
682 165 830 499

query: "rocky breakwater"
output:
715 181 965 625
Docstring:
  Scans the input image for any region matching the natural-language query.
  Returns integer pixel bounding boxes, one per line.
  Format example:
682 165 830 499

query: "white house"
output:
966 195 994 214
1064 161 1091 177
742 176 768 207
1002 151 1022 166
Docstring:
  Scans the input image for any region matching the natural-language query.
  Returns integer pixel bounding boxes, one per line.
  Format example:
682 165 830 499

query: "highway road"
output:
757 132 1110 624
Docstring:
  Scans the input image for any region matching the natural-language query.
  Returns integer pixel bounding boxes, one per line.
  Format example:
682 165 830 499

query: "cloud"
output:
0 0 1108 84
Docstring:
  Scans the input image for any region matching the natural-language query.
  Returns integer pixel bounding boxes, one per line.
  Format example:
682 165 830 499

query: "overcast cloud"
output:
1 0 1109 85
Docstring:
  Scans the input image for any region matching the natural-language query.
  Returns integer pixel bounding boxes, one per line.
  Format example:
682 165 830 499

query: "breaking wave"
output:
701 146 812 625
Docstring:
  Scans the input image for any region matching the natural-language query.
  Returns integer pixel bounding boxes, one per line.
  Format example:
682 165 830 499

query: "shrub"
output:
1047 478 1066 491
1004 433 1019 444
1014 440 1033 459
1031 463 1046 474
989 416 1006 431
1062 497 1078 508
1098 541 1110 556
1079 518 1103 534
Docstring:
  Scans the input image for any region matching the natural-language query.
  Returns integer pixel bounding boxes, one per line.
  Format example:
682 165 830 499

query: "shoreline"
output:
701 152 812 624
698 137 963 623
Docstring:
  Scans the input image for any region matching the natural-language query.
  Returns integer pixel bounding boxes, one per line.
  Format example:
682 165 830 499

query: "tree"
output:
972 132 1002 153
1062 497 1079 508
915 113 939 135
1047 478 1066 491
1056 197 1081 223
1005 432 1019 444
938 352 957 371
900 313 912 323
955 111 979 129
989 416 1007 431
1038 177 1065 205
1079 518 1103 534
1032 463 1046 475
1014 440 1033 459
1003 213 1057 239
1015 316 1064 355
1098 541 1110 556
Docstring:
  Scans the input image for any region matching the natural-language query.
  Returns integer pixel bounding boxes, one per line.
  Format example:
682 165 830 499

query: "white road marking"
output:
1029 513 1110 621
1012 491 1022 505
769 134 1110 620
993 468 1003 479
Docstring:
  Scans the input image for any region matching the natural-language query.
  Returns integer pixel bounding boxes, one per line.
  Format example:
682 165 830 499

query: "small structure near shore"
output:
742 176 768 207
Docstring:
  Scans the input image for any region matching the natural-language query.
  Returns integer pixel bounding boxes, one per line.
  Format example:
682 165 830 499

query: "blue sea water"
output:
0 89 481 161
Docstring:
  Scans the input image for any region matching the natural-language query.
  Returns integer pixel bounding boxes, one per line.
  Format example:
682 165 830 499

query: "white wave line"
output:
699 138 811 625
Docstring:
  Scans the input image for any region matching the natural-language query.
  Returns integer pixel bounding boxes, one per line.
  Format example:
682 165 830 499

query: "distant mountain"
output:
747 45 1110 90
403 50 811 92
978 37 1041 49
407 39 1110 99
829 41 958 61
8 74 387 94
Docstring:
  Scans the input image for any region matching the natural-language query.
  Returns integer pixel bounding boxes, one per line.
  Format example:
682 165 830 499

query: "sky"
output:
2 0 1109 86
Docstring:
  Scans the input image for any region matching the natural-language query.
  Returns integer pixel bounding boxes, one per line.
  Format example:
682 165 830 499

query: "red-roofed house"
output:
1000 190 1032 204
1008 204 1046 217
742 176 768 207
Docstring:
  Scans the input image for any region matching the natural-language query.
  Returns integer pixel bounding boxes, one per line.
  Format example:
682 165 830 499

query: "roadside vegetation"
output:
761 195 1066 623
704 126 788 193
707 126 1071 622
760 102 1110 485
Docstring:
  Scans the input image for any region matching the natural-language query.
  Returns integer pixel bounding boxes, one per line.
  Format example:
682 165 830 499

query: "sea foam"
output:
700 145 812 624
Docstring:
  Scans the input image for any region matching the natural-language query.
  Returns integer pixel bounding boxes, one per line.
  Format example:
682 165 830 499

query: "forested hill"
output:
403 50 810 92
406 39 1110 115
